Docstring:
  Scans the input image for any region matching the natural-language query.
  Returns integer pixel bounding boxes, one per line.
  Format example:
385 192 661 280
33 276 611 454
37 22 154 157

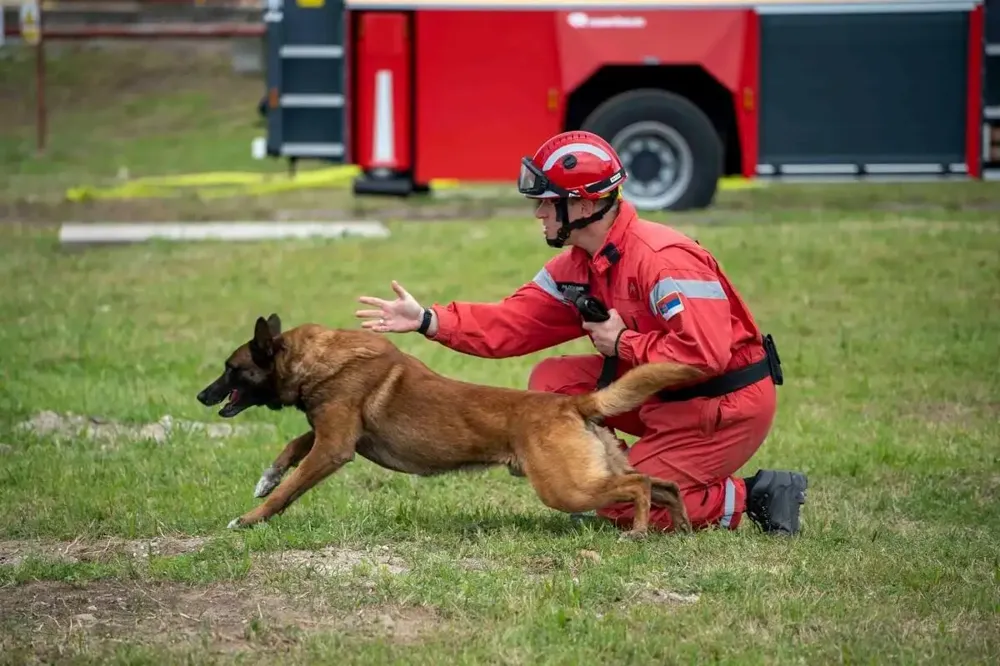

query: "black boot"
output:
744 469 808 536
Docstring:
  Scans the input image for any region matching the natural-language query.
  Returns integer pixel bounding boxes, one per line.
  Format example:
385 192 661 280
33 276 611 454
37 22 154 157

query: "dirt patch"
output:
862 401 999 430
0 537 209 568
914 402 977 427
902 402 999 429
265 545 410 577
0 579 442 655
1 537 493 580
15 410 275 446
634 588 701 605
263 546 491 578
351 605 442 644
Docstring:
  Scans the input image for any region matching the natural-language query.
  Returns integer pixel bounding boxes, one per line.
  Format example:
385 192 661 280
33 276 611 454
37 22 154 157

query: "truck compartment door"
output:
265 0 347 162
757 6 970 179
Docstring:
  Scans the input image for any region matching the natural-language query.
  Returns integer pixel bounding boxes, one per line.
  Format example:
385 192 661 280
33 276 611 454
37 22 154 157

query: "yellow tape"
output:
65 168 752 203
718 176 762 191
65 165 363 202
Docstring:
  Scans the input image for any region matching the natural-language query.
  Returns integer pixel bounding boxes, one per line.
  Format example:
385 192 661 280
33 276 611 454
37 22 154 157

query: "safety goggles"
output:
517 158 573 199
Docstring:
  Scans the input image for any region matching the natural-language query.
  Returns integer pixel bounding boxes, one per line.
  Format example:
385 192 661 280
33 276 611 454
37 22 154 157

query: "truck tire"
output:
581 89 722 211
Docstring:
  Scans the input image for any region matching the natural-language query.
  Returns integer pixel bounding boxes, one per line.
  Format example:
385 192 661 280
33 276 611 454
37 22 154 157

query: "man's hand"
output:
582 308 627 357
356 280 430 334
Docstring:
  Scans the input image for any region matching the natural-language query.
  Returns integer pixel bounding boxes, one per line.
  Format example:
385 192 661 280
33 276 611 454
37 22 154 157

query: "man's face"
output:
533 197 592 245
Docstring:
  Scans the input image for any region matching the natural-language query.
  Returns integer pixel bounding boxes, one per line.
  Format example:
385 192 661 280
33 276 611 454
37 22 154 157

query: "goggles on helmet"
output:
517 156 626 200
517 158 572 199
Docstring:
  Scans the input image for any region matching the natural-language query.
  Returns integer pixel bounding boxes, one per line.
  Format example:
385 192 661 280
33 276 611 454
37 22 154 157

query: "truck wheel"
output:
581 89 722 211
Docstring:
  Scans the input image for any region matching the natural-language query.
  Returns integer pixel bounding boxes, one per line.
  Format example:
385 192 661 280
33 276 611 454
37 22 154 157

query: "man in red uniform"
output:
356 130 807 535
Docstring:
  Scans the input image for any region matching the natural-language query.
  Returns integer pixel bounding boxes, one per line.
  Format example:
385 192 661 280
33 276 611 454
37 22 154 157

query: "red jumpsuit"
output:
427 201 776 531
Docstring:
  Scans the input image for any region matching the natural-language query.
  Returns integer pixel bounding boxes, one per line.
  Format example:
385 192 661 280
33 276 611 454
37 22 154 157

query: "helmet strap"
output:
546 194 618 249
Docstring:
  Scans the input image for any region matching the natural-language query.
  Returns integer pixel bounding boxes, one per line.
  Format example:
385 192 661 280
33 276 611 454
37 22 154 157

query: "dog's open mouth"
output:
219 388 246 418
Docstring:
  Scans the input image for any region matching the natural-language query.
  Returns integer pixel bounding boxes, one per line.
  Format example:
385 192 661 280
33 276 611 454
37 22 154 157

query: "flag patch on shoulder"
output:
655 291 684 320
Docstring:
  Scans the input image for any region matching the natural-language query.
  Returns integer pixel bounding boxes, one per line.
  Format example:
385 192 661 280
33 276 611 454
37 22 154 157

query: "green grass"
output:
1 42 271 196
2 38 1000 666
1 208 999 664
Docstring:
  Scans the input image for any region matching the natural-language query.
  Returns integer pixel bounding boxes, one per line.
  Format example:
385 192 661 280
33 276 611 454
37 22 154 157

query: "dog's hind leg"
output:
649 478 691 532
229 407 361 529
588 425 691 533
255 431 315 498
590 424 632 476
589 473 654 540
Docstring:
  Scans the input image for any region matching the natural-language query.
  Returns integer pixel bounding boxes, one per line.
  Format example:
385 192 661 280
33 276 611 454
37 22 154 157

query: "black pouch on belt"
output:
762 333 784 386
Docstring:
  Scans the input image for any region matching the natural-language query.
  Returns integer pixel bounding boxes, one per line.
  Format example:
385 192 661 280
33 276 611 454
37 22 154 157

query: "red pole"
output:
37 5 46 155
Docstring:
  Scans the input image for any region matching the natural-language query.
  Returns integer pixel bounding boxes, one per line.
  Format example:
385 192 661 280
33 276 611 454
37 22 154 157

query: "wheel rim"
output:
611 121 693 210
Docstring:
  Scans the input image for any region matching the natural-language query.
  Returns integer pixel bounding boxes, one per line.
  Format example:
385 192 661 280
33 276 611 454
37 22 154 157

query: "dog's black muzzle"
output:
197 374 231 407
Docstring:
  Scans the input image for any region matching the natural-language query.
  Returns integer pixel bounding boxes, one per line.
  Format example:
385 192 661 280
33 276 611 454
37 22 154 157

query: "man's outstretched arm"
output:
357 270 585 359
428 267 585 358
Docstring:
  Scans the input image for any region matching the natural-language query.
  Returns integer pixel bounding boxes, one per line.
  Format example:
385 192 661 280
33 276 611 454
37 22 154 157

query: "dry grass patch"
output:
0 578 443 658
15 411 275 446
0 537 208 568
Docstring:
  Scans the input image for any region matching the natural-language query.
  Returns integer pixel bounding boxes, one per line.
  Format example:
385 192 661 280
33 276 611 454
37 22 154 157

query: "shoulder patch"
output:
648 274 727 321
654 291 685 321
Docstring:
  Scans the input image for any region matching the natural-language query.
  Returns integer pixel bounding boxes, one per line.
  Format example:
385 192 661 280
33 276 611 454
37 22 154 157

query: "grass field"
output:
2 42 1000 665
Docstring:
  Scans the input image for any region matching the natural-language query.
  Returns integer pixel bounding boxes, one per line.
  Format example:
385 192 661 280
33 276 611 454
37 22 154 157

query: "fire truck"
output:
261 0 999 211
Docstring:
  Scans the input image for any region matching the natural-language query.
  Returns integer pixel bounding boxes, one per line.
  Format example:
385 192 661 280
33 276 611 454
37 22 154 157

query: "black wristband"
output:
613 327 628 357
417 308 433 335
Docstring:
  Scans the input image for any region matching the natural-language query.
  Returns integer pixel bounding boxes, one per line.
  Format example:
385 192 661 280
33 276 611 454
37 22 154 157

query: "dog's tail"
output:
571 362 704 421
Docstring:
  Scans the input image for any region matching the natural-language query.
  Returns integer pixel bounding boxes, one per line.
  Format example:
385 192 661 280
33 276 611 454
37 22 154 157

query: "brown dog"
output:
196 314 703 537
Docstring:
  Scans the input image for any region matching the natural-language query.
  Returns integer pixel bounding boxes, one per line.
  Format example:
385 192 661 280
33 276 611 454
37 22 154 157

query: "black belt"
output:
555 281 784 403
597 333 784 402
657 334 784 402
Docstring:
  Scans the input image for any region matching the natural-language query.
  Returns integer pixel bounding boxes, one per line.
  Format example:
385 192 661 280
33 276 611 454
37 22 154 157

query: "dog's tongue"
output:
229 389 240 403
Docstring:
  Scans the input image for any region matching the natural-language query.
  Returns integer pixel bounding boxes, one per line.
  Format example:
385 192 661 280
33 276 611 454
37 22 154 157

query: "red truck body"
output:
264 0 1000 210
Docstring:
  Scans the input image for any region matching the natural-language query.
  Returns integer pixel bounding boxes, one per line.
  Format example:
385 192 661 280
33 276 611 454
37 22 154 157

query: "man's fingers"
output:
358 296 389 308
355 309 384 319
390 280 410 300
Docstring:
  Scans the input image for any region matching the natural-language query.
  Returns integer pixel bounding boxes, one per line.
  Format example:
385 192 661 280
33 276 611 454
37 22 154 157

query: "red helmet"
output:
518 130 627 200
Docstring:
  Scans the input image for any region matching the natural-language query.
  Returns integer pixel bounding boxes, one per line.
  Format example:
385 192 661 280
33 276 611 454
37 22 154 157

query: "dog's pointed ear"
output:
266 313 282 336
251 316 274 358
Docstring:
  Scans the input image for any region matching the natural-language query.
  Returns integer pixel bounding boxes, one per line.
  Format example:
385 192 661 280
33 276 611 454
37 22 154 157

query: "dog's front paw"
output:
254 467 282 498
227 517 245 530
618 528 649 541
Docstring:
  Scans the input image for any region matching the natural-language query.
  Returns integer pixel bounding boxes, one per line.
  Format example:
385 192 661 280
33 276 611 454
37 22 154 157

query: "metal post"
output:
36 4 45 155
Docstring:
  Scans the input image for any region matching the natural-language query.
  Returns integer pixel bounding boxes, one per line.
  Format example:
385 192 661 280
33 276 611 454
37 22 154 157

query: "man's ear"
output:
251 316 274 359
266 313 281 337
